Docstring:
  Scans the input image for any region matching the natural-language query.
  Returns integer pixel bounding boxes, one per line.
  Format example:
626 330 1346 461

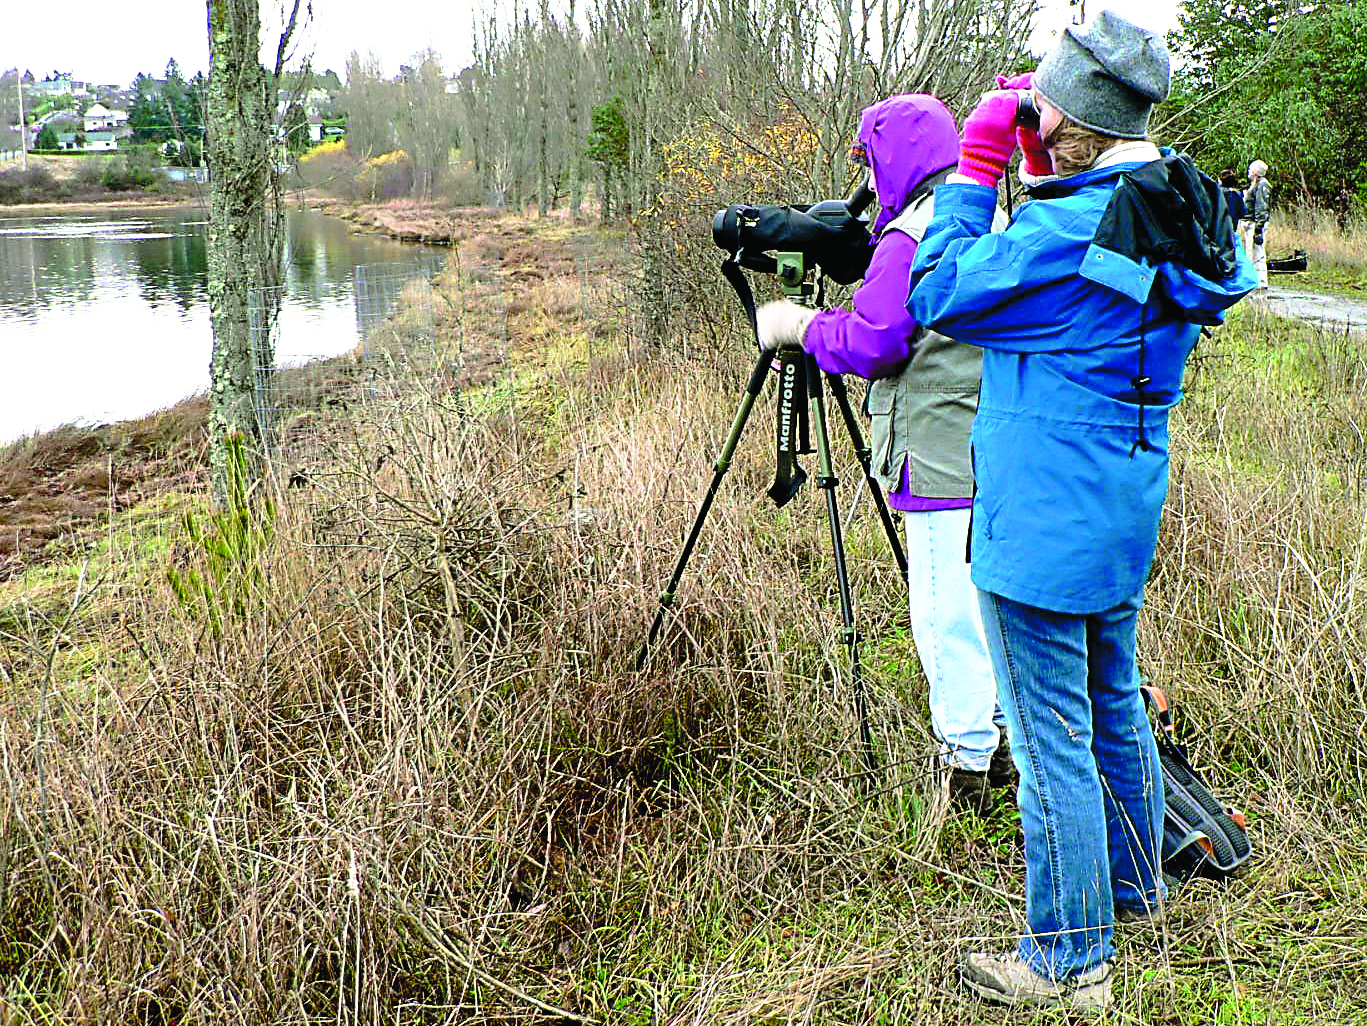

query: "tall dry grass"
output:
1270 204 1367 290
3 224 1367 1023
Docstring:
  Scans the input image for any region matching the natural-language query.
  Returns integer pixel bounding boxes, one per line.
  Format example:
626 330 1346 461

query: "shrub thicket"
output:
2 218 1365 1024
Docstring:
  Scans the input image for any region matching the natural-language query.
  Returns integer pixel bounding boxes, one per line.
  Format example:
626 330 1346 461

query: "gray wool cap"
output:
1034 10 1171 140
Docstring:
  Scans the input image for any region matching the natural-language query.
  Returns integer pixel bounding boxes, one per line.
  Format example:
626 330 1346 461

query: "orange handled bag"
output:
1142 684 1252 883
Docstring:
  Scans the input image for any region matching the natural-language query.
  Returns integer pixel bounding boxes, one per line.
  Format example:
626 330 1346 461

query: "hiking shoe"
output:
986 741 1018 790
1116 903 1165 927
946 767 993 813
961 952 1112 1010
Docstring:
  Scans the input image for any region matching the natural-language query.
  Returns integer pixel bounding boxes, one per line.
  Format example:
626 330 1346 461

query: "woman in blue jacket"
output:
908 11 1257 1010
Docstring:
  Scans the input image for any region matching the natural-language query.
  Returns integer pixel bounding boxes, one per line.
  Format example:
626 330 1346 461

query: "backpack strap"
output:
1140 683 1175 736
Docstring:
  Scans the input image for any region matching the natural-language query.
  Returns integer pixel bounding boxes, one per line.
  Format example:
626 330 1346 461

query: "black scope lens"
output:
1016 92 1040 132
713 206 739 250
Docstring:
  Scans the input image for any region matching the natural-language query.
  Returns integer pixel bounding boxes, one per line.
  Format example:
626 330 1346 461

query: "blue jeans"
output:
904 508 1004 771
978 588 1166 980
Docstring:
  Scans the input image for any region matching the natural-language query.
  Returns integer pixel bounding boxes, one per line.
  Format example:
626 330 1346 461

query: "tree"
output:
585 96 628 222
204 0 305 507
395 51 456 198
283 99 309 155
129 63 206 148
341 51 398 159
35 124 58 150
1168 0 1301 90
1163 0 1367 207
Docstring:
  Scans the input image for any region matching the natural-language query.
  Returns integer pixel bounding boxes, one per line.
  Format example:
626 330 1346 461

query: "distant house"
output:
56 132 82 151
35 74 73 96
275 86 332 119
84 130 117 152
83 104 129 133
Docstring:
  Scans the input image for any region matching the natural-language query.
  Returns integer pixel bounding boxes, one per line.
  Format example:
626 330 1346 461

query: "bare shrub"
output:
5 220 1367 1023
438 158 486 207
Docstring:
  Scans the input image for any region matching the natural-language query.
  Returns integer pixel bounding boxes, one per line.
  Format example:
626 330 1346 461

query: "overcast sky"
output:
2 1 1182 88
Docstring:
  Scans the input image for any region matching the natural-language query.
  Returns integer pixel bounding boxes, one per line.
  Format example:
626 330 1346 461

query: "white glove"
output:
756 300 818 352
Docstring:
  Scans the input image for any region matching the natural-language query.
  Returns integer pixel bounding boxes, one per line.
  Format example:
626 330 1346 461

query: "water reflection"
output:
0 206 437 441
132 225 207 312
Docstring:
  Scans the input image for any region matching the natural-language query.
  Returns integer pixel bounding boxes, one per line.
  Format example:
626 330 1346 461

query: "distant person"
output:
1220 169 1246 226
754 94 1013 811
1241 159 1271 289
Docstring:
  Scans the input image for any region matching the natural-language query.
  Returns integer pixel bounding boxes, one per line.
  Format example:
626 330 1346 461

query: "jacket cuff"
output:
932 181 998 230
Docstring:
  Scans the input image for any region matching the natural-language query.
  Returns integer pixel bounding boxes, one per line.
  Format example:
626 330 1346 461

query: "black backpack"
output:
1142 685 1253 884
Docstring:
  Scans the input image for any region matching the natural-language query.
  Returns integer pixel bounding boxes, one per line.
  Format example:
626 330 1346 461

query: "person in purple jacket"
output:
755 94 1011 808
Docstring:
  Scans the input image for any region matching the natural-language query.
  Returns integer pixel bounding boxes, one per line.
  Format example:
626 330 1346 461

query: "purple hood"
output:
858 94 961 238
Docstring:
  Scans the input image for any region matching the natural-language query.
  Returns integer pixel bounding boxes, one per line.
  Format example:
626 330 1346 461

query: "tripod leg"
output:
636 350 773 671
806 355 879 779
825 371 908 577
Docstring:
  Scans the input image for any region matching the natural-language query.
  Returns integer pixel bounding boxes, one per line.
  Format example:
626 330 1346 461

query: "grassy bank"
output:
1268 206 1367 295
2 216 1366 1023
0 156 198 207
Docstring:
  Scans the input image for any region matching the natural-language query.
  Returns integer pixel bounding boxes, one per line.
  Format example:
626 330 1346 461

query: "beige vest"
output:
866 193 1007 498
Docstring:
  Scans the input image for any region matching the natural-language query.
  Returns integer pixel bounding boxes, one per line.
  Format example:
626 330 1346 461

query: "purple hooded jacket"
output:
805 94 969 510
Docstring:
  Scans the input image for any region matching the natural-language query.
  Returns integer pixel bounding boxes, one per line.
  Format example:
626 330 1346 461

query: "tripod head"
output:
774 252 816 305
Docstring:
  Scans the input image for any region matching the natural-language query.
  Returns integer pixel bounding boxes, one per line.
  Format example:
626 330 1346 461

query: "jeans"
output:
978 588 1166 980
905 508 1003 771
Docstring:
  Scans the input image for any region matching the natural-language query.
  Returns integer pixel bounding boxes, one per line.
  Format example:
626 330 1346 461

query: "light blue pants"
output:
978 587 1167 980
904 507 1003 772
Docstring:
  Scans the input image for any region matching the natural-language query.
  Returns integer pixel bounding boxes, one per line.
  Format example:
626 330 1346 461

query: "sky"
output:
1 1 1182 90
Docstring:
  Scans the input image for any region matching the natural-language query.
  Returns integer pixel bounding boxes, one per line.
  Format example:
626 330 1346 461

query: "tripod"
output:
636 252 908 777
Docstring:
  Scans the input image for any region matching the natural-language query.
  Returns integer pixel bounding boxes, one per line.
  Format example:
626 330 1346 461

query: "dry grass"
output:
2 218 1366 1024
1269 205 1367 294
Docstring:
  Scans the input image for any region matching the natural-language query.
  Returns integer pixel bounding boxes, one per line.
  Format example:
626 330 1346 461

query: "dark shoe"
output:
986 741 1018 790
1116 903 1165 927
961 952 1112 1010
946 766 993 813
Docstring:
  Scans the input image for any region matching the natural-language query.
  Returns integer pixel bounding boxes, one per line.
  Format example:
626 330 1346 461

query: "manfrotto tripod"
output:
636 252 908 777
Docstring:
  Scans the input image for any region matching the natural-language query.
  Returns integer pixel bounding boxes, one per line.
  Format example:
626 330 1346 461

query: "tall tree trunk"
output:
205 0 282 507
639 0 670 345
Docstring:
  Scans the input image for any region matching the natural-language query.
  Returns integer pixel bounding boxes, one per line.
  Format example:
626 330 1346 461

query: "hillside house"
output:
83 130 117 151
35 74 73 96
83 104 129 132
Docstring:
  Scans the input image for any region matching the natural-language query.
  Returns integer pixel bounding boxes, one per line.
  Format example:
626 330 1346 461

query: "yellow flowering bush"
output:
298 138 347 165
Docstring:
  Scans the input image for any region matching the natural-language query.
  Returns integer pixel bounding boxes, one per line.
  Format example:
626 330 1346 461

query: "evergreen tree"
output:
1165 0 1367 206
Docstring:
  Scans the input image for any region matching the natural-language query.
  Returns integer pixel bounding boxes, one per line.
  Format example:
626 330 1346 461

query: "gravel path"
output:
1256 283 1367 334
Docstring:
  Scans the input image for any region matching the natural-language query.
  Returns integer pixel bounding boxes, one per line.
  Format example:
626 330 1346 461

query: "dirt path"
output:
1257 283 1367 334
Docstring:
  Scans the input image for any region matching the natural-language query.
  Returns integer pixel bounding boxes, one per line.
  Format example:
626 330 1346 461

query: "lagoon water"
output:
0 204 438 443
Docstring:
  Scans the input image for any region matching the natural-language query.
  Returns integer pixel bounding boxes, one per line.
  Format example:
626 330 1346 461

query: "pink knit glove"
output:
958 90 1019 188
996 73 1053 177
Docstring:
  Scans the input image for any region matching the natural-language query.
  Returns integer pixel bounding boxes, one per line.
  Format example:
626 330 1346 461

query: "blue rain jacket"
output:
908 155 1257 613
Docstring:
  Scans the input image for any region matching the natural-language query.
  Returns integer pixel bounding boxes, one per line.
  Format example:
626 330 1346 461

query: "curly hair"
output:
1047 118 1130 177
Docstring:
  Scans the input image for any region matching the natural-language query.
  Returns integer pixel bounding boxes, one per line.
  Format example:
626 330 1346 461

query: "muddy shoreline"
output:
0 196 205 216
293 191 507 246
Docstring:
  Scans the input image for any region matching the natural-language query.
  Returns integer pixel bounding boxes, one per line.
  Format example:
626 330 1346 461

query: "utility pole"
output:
16 77 27 170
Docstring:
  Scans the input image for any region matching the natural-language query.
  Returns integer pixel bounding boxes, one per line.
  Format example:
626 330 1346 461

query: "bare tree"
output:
396 51 457 200
456 0 1034 343
204 0 305 507
342 50 398 161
